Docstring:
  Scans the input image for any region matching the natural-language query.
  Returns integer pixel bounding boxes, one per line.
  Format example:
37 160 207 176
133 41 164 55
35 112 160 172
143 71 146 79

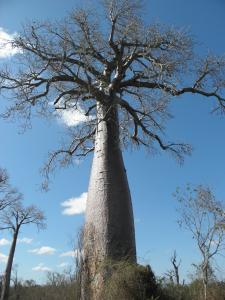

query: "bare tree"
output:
165 251 181 285
174 185 225 300
0 0 224 297
171 251 181 286
0 202 46 300
0 168 21 211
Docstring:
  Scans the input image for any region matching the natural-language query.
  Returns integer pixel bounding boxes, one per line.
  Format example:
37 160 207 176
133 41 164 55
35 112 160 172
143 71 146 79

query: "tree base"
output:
80 259 158 300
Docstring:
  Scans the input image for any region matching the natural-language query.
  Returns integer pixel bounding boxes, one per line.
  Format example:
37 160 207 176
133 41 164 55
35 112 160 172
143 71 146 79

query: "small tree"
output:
0 201 46 300
0 168 21 211
174 185 225 300
165 251 181 285
171 251 181 286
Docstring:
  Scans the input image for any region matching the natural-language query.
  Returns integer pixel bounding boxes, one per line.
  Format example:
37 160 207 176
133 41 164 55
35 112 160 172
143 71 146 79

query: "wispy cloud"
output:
61 192 87 215
0 252 8 263
57 262 69 268
29 246 56 255
60 250 78 258
18 237 33 244
32 263 51 272
0 28 19 58
211 240 219 246
0 238 11 246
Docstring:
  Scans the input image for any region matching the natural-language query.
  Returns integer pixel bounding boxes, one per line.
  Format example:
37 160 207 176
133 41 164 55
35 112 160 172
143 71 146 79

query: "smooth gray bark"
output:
83 103 136 298
0 229 19 300
85 104 136 261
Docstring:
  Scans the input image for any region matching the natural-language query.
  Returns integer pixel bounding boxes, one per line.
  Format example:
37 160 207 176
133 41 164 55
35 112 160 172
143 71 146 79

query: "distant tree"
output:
0 168 21 211
0 202 46 300
174 185 225 300
0 0 225 297
10 264 19 288
165 251 181 285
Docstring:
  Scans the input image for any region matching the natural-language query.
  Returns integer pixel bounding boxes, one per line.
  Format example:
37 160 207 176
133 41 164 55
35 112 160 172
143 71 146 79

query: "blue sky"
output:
0 0 225 283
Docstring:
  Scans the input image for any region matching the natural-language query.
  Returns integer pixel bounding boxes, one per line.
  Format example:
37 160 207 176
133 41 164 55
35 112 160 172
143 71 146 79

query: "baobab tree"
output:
174 185 225 300
0 201 46 300
0 0 224 298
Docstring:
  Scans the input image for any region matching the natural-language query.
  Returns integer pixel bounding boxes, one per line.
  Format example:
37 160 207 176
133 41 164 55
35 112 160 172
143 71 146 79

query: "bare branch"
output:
0 0 224 180
174 185 225 292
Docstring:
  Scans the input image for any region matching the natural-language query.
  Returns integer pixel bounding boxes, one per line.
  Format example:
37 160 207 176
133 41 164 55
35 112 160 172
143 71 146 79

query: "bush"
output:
158 278 225 300
100 260 161 300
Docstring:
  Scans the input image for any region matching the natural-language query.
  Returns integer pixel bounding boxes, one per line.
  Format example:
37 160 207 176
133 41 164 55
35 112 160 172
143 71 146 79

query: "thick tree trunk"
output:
82 103 136 299
1 229 19 300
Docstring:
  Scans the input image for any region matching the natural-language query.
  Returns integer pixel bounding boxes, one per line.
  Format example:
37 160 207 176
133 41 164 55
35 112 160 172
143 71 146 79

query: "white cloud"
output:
0 238 11 246
0 28 19 58
0 252 8 263
57 262 69 268
60 250 78 258
61 192 87 215
56 106 94 127
211 240 219 246
32 263 51 272
29 246 56 255
18 237 33 244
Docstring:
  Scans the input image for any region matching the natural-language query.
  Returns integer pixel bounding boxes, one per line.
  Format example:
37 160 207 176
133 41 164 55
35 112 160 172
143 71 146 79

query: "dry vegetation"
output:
2 261 225 300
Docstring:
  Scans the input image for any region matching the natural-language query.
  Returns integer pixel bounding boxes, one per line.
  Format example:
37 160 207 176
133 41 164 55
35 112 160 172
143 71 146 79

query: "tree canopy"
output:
0 168 22 211
0 0 224 181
